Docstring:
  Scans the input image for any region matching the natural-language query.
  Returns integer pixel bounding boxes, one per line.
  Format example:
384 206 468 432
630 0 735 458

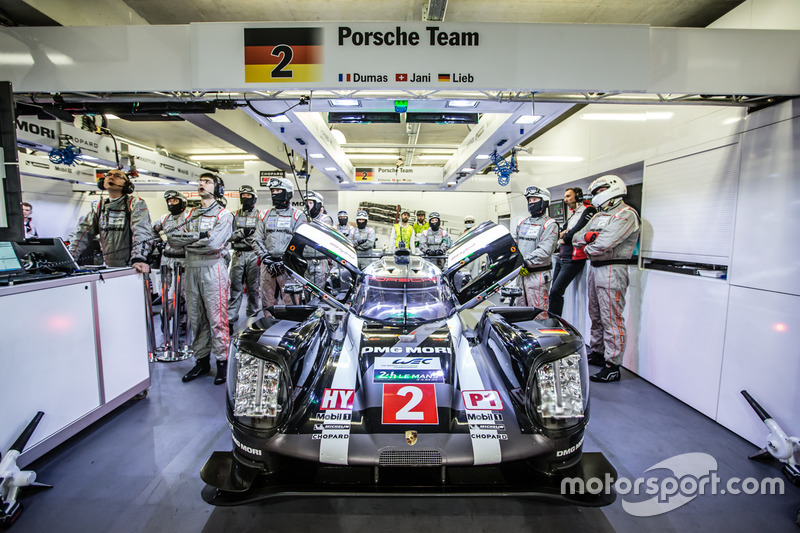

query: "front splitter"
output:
201 452 617 507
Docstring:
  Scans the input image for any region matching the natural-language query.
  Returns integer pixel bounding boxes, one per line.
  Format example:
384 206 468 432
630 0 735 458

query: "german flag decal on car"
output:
537 328 569 335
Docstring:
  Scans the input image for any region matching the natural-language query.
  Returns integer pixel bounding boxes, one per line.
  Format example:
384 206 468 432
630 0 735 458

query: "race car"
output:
201 221 616 505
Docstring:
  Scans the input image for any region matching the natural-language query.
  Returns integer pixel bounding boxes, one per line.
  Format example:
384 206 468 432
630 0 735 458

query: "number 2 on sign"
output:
382 384 438 425
271 45 293 78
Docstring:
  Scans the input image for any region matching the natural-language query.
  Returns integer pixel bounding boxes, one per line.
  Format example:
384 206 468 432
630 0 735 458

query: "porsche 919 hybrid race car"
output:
201 221 616 505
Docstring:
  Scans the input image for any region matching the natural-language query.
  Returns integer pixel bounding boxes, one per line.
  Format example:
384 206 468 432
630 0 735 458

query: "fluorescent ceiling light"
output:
418 154 453 160
516 155 584 162
446 100 478 108
324 167 338 171
461 167 475 172
104 114 121 120
81 155 101 161
329 99 361 107
309 153 325 159
580 112 673 121
266 115 291 123
188 154 258 161
475 154 490 160
514 115 543 124
331 129 347 144
447 181 457 186
346 154 400 160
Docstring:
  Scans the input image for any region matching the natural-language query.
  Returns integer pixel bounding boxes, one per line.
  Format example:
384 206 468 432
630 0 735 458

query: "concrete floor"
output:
11 336 800 532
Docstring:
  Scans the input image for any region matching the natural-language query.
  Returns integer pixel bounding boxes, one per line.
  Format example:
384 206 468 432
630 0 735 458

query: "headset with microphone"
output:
200 172 225 198
97 169 134 195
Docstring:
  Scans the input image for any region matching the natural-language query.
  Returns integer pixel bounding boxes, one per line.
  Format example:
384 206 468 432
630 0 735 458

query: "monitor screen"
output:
549 200 566 226
0 241 24 274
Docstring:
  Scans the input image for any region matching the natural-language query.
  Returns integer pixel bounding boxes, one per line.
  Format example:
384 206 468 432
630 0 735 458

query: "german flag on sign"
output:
438 73 450 82
355 168 374 181
244 28 323 83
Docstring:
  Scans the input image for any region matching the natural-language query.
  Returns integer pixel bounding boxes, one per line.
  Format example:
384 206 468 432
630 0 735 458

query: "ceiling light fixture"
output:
188 154 258 161
329 99 361 107
475 154 490 160
418 154 453 160
324 167 338 171
446 100 478 108
514 115 543 124
309 153 325 159
266 115 291 123
346 154 401 160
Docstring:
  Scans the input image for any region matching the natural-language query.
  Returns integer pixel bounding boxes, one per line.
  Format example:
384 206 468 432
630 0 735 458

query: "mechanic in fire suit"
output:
253 177 307 313
152 190 191 334
572 175 640 383
352 210 376 270
181 173 234 385
549 187 597 317
336 210 355 241
515 185 559 312
227 185 261 331
69 168 152 271
303 190 334 291
417 211 452 269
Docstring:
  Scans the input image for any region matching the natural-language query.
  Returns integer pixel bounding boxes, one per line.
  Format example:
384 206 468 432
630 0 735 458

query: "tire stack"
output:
358 202 404 224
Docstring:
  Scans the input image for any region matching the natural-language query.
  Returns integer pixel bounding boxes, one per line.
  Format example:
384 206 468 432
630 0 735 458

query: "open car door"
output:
282 220 361 310
443 221 522 309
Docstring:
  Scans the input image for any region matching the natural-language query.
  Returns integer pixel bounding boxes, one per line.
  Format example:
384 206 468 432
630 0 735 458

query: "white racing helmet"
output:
356 209 369 221
589 175 627 209
268 177 294 198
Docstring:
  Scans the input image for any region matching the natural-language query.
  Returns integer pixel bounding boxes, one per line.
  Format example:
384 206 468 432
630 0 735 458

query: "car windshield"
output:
352 256 456 326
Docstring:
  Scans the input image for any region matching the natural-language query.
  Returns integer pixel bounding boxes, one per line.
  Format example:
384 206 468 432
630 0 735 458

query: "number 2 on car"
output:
382 384 438 425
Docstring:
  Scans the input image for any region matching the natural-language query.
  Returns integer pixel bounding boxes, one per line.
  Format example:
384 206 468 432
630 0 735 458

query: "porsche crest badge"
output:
405 430 418 446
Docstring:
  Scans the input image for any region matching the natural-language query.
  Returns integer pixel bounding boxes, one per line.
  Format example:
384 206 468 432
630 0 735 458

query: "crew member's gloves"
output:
584 231 599 243
244 228 255 237
520 266 529 277
199 231 209 239
357 239 367 245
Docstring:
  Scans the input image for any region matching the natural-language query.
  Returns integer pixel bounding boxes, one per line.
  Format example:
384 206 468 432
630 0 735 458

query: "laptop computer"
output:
12 237 80 274
0 241 69 286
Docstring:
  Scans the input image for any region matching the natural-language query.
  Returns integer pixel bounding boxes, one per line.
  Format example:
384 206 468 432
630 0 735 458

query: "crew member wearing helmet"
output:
549 187 597 317
303 190 334 290
152 190 191 335
69 168 153 270
461 215 476 236
572 175 640 383
227 185 261 330
413 209 429 247
182 173 234 385
390 210 415 253
352 210 376 270
418 211 452 269
336 210 355 241
253 177 307 314
515 185 559 312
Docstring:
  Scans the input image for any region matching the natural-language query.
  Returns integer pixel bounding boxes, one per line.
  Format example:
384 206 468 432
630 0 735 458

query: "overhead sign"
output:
18 152 96 183
354 166 443 183
192 22 650 92
16 115 118 163
128 145 207 181
259 170 286 187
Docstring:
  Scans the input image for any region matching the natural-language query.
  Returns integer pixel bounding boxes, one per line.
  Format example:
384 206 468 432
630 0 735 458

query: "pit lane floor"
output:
12 316 799 532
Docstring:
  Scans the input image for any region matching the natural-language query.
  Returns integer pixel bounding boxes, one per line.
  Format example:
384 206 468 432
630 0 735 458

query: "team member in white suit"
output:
352 210 376 270
515 186 559 312
572 175 640 383
227 185 261 329
253 178 307 313
182 173 234 385
336 210 355 241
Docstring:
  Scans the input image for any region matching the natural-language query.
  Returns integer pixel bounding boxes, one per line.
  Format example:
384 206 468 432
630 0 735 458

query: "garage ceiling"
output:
4 0 749 183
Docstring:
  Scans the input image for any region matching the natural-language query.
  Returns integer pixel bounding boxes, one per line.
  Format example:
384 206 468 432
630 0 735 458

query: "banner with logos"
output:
16 115 118 162
127 145 208 181
354 166 443 183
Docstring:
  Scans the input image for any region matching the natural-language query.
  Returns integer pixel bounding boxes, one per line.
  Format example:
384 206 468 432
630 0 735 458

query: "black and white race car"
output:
201 221 616 505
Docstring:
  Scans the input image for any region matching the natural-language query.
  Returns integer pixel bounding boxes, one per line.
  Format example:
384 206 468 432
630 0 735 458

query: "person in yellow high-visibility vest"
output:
390 210 415 253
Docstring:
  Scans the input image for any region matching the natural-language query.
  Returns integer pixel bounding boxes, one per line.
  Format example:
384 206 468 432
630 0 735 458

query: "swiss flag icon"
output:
395 73 408 82
462 390 504 410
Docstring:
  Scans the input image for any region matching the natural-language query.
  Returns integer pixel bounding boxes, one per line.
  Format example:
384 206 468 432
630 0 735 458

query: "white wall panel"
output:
641 141 740 264
96 273 150 400
633 270 730 418
716 286 800 446
730 111 800 296
0 282 100 451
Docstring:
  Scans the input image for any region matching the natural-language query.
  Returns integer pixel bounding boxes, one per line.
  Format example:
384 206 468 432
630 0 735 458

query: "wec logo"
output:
392 358 433 365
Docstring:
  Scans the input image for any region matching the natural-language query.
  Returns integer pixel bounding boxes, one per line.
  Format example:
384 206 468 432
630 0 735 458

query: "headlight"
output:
532 353 586 429
233 352 282 417
228 349 290 429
